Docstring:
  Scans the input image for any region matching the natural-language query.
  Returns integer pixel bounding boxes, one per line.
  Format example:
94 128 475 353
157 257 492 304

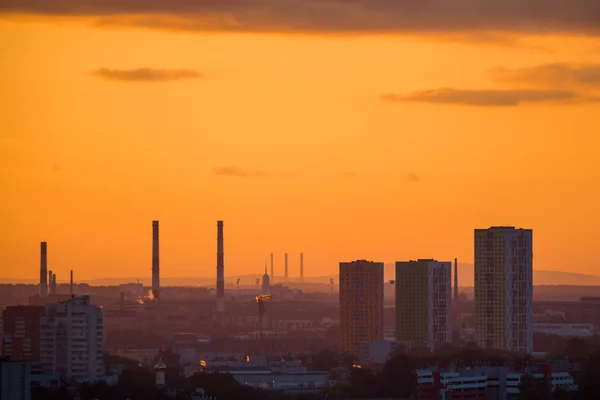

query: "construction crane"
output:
256 294 272 356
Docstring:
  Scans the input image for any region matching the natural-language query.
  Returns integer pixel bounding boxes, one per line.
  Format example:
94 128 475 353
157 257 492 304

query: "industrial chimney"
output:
454 258 459 301
48 270 53 295
300 253 304 282
284 253 288 281
216 221 225 299
270 253 274 283
70 270 74 296
51 274 57 295
152 221 160 301
40 242 48 297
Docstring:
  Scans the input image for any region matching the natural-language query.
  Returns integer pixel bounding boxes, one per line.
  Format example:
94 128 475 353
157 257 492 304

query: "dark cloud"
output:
213 167 268 178
491 63 600 88
1 0 599 36
406 173 419 182
381 88 593 107
90 68 202 82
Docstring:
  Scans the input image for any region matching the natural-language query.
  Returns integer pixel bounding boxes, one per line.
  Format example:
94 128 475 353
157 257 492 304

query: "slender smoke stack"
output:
270 253 274 283
152 221 160 301
40 242 48 297
284 253 288 281
48 270 53 295
70 270 73 296
454 258 459 301
216 221 224 299
300 253 304 282
51 274 56 295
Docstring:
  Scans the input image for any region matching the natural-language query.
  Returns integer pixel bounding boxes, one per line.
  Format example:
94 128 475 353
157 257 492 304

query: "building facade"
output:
395 260 452 351
40 296 104 381
1 306 45 363
474 227 533 354
339 260 384 358
0 361 31 400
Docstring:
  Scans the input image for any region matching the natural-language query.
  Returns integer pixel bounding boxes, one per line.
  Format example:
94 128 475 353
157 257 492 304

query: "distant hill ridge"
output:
2 264 599 286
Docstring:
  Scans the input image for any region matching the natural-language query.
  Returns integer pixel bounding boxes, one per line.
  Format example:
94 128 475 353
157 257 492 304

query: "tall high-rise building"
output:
40 296 104 381
339 260 384 357
1 306 45 362
395 259 452 351
474 226 533 354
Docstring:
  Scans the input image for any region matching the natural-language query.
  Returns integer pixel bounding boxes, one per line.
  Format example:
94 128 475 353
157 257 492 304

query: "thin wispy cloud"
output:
213 167 268 178
381 89 593 107
490 63 600 88
342 171 357 178
90 68 203 83
1 0 599 36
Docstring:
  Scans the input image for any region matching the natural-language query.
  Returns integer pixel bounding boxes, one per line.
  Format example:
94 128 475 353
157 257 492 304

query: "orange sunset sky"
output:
1 1 599 281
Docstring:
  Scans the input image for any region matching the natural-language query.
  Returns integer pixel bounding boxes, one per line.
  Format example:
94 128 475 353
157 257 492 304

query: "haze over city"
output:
4 3 600 400
1 1 600 281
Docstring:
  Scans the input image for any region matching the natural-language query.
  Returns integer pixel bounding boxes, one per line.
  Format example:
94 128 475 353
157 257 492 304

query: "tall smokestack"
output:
48 270 53 295
300 253 304 282
51 274 56 295
284 253 288 281
70 270 73 296
152 221 160 300
40 242 48 297
270 253 274 283
454 258 459 301
216 221 224 299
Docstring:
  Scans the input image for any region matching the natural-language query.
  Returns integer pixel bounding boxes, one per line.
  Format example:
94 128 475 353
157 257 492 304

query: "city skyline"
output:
2 4 600 281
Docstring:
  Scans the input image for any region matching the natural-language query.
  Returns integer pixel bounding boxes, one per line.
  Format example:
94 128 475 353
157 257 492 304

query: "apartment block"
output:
339 260 384 358
40 296 104 381
395 259 452 351
474 227 533 354
1 306 45 363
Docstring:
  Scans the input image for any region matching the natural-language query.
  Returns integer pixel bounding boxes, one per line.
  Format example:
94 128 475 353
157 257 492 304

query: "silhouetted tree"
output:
518 373 550 400
576 351 600 400
564 338 588 362
380 353 418 398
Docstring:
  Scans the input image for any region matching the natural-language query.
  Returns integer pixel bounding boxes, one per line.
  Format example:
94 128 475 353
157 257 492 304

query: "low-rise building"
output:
416 365 578 400
0 360 31 400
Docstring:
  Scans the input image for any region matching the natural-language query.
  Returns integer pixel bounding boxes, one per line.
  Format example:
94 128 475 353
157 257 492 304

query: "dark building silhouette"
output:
1 306 45 362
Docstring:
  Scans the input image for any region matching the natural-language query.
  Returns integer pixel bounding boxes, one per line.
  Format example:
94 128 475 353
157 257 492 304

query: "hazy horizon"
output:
2 2 599 281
